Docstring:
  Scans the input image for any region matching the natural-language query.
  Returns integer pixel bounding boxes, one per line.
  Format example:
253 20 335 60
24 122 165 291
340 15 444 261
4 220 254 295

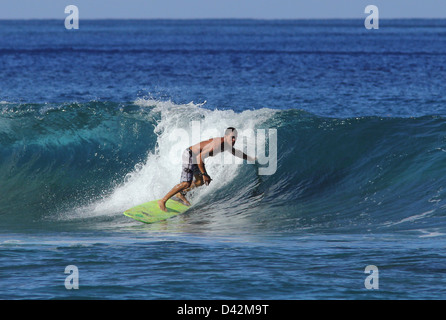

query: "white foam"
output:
388 209 436 227
417 230 446 238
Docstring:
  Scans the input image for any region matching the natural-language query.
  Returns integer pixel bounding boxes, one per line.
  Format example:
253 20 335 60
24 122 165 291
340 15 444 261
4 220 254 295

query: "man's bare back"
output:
189 137 226 162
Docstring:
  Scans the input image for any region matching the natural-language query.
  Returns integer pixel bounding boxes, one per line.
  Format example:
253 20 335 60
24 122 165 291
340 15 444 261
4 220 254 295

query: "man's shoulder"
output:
208 137 224 146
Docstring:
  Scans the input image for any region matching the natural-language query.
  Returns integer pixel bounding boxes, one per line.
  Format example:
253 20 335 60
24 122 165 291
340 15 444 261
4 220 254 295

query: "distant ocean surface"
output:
0 19 445 300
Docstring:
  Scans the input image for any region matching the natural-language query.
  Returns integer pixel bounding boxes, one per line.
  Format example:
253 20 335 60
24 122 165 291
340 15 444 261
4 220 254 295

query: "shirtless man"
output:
158 127 255 212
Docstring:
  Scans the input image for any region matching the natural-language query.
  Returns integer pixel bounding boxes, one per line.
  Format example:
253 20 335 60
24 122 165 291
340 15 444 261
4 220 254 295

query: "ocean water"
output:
1 19 446 300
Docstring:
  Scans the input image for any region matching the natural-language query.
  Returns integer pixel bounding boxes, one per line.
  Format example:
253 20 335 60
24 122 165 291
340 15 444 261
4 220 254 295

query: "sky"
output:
0 0 445 19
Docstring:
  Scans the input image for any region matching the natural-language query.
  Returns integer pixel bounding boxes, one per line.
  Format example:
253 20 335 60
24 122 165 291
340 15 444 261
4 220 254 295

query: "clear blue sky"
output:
1 0 445 19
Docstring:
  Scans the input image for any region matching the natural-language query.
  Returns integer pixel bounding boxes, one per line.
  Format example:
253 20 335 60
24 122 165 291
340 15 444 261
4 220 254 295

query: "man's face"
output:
226 132 237 146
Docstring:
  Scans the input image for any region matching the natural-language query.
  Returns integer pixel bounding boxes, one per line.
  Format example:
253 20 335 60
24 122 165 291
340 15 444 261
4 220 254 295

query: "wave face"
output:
0 101 157 224
1 100 445 234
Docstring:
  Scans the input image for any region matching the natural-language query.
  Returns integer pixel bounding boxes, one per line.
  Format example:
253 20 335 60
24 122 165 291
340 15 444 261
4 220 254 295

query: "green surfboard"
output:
123 199 190 224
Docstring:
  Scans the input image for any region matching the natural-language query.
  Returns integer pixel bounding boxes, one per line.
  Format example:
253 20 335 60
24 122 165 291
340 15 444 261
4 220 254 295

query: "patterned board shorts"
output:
180 148 201 182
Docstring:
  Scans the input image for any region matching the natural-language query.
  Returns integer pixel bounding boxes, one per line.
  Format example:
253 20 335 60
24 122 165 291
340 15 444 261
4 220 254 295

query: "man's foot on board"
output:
175 192 191 206
158 199 167 212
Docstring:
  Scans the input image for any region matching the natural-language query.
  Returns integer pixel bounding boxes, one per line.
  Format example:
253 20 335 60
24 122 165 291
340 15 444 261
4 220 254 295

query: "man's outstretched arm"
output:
231 148 256 162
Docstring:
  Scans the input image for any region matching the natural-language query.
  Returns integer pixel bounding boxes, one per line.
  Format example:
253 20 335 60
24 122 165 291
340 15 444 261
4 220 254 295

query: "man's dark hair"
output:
225 127 237 136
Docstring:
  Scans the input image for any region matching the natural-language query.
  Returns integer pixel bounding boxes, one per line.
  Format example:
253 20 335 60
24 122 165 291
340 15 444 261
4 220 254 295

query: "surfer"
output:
158 127 255 212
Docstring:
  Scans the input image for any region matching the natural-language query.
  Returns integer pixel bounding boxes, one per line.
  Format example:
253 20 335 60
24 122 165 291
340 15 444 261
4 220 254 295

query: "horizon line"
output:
0 17 445 20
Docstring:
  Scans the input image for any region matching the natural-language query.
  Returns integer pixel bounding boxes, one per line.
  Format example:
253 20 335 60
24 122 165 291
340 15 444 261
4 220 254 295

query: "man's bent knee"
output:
180 181 192 189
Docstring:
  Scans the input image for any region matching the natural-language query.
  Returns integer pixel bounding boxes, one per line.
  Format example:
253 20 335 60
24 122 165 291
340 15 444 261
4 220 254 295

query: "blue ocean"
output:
0 19 445 300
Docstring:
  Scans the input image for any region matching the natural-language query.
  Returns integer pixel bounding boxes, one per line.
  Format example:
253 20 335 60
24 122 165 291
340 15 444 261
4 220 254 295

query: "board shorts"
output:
180 148 201 183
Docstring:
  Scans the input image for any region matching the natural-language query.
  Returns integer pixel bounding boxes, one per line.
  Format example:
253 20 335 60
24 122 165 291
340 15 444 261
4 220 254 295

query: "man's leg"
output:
180 174 204 193
158 181 191 212
174 171 204 203
174 189 191 206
